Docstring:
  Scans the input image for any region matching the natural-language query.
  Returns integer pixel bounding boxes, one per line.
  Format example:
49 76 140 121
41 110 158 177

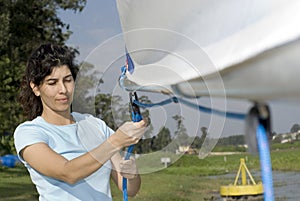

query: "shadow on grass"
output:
0 165 38 201
0 183 38 201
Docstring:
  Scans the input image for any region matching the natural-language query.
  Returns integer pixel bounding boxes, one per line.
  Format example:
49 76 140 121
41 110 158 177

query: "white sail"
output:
116 0 300 101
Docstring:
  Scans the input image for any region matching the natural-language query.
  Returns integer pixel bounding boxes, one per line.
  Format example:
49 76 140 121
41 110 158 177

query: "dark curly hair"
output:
19 44 79 120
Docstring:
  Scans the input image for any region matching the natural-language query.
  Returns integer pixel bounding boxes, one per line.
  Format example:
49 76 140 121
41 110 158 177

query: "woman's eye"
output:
64 79 73 83
48 82 56 85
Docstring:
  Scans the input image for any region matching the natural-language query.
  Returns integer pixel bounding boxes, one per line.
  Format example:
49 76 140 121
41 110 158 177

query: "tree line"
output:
0 0 86 155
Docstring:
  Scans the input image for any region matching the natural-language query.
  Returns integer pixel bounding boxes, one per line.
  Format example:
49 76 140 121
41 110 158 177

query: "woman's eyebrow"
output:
45 74 73 82
45 78 58 82
64 74 73 79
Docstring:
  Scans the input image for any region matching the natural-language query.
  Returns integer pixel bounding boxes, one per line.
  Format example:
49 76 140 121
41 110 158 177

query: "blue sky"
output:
59 1 122 62
59 1 300 137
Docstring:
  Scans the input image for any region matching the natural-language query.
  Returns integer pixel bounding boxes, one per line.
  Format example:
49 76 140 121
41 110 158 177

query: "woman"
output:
14 44 147 201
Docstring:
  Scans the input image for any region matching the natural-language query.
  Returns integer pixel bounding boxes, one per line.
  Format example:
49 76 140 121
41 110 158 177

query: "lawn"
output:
0 165 38 201
0 149 299 201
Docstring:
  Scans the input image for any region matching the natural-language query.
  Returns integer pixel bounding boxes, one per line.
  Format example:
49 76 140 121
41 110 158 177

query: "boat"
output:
116 0 300 102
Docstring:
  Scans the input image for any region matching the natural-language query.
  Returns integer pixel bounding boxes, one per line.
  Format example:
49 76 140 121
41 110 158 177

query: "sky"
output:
59 1 300 138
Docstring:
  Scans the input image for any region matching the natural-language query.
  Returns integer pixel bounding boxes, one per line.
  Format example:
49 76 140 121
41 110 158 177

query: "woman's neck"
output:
41 110 75 125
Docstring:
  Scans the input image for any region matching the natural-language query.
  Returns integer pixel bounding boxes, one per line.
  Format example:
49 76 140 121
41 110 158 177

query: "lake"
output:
209 171 300 200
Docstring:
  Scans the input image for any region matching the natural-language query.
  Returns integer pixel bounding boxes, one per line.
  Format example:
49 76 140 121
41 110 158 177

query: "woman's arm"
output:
21 139 118 184
110 153 141 197
21 120 146 184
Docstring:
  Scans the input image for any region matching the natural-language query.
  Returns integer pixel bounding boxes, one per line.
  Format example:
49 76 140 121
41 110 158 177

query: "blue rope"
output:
132 97 178 108
256 124 274 201
123 108 143 201
126 49 135 74
123 143 136 200
119 66 127 91
122 177 129 201
133 97 246 120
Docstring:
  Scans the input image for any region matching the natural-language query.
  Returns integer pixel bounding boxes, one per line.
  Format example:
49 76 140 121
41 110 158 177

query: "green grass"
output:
0 165 38 201
271 149 300 171
271 141 300 150
0 148 299 200
111 172 232 201
110 153 260 201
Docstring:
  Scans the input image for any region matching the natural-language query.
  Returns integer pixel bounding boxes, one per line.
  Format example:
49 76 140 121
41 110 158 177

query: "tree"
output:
130 95 154 154
151 127 172 151
290 124 300 133
173 115 189 146
0 0 86 155
200 127 208 144
134 95 153 139
95 94 128 131
191 136 202 149
73 61 103 115
272 134 283 144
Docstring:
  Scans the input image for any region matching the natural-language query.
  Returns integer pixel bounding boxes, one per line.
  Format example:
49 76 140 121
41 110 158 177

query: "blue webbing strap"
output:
123 92 143 201
125 48 135 74
132 97 246 120
257 124 274 201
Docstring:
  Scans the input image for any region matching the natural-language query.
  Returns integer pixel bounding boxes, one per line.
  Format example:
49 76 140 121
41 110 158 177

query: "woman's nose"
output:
58 82 67 93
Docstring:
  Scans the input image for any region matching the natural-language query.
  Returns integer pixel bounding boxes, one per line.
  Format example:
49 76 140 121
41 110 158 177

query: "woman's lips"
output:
57 98 68 103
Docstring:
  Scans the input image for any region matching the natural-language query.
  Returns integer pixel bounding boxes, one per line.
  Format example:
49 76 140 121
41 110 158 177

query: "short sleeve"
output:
72 112 115 138
14 122 49 163
97 118 115 138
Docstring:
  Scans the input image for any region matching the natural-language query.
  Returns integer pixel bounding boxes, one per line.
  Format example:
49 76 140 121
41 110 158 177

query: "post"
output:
161 157 171 168
241 158 247 185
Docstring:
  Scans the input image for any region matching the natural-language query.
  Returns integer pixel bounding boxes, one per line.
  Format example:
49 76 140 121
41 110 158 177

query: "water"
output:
209 171 300 201
273 171 300 201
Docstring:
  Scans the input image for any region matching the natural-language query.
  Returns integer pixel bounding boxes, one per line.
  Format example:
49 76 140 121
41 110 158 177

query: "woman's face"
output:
33 65 75 115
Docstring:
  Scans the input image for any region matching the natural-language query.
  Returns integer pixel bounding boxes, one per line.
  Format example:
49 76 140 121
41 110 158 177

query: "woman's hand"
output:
108 119 147 149
119 157 138 179
110 153 141 196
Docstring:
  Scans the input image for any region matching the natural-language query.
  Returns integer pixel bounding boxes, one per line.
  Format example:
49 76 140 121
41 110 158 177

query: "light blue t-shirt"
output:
14 112 115 201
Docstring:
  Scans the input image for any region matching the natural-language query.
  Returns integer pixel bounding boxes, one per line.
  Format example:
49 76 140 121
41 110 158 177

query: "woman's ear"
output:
30 82 40 97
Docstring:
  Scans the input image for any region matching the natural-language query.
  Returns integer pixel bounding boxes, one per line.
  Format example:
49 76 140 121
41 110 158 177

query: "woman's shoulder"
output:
72 112 113 132
72 112 105 123
15 116 45 129
71 112 94 122
14 116 49 142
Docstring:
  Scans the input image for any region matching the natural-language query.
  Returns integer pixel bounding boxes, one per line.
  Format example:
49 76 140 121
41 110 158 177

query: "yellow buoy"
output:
220 158 263 198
